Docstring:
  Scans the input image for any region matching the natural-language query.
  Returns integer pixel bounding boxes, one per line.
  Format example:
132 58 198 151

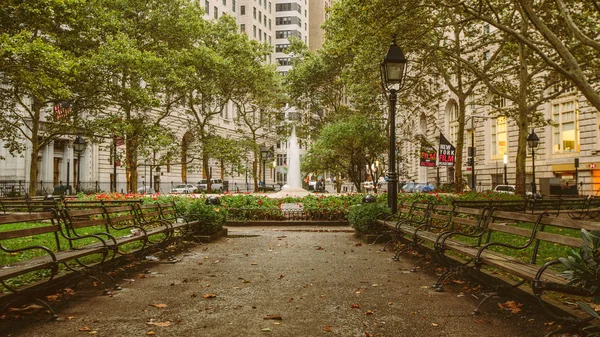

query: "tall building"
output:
308 0 333 51
274 0 309 75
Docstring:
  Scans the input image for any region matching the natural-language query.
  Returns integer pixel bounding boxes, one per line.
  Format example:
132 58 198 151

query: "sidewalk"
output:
1 227 561 336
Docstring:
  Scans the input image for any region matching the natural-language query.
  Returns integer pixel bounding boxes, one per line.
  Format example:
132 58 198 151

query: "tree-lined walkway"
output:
1 227 560 336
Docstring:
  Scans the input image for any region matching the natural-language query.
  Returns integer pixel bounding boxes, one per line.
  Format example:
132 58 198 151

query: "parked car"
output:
170 184 196 194
401 182 417 192
412 183 435 193
197 179 224 192
137 186 155 194
494 185 516 194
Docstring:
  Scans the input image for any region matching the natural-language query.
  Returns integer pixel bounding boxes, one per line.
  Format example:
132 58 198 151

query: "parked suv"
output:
494 185 516 194
198 179 224 192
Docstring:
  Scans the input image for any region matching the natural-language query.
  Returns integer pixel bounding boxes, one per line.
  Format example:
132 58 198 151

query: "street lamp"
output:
503 153 508 185
527 130 540 195
73 135 87 193
380 36 407 214
260 145 268 190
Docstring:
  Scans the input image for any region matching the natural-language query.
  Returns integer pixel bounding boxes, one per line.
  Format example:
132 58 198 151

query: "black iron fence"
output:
0 180 283 197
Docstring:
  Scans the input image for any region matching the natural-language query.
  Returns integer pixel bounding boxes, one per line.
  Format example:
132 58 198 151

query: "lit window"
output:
552 101 579 153
491 117 507 159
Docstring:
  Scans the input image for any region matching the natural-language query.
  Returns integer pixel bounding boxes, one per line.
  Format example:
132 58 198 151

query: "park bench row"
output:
0 196 149 214
381 201 600 325
0 200 196 319
453 195 600 219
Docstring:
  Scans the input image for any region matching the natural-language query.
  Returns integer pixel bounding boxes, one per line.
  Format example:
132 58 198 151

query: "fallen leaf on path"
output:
261 327 272 332
148 303 168 308
8 304 43 314
497 301 522 314
351 303 361 309
544 321 555 326
365 310 374 315
147 332 156 335
263 315 282 320
204 293 217 299
323 326 333 332
147 321 171 327
355 242 362 247
66 316 75 320
432 323 439 327
365 332 373 337
316 246 324 250
79 326 92 331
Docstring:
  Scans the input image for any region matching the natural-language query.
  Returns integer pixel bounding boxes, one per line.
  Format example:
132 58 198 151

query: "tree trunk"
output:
28 100 42 196
125 137 138 193
454 98 467 193
252 155 259 192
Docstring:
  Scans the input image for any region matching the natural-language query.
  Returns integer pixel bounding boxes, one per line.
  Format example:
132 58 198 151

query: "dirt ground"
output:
0 226 576 337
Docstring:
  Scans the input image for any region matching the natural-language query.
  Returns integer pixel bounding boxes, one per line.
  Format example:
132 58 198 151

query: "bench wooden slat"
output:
0 225 58 239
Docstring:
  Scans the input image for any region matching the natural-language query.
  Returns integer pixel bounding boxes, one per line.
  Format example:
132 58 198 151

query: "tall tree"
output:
302 115 387 192
85 0 206 193
455 0 600 112
0 0 104 195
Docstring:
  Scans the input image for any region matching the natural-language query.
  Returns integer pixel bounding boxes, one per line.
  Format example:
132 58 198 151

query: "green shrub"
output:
558 229 600 323
183 199 228 235
347 202 391 233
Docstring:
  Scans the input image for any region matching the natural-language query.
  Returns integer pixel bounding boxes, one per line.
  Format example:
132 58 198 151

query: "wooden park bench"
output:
0 211 110 318
0 196 60 214
60 205 174 266
381 201 600 325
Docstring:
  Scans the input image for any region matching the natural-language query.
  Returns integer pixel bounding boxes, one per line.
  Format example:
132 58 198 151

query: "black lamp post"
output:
527 130 540 195
260 145 268 190
503 154 508 185
380 36 407 214
73 135 87 193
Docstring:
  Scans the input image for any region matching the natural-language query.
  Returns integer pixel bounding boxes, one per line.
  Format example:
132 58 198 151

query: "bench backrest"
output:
0 197 60 214
0 211 62 251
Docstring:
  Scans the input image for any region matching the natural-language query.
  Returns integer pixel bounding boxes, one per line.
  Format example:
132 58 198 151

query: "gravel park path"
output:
1 226 566 337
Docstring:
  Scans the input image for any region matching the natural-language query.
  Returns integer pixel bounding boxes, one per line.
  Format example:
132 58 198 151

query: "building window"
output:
277 58 291 66
275 30 300 38
484 50 491 62
259 11 262 23
259 29 262 40
448 103 459 146
222 0 226 5
268 19 271 30
205 0 209 14
253 7 256 19
276 44 289 52
264 15 267 26
214 6 218 19
552 101 579 153
240 24 246 34
232 0 236 12
491 117 507 159
268 1 271 13
240 5 245 14
253 25 256 38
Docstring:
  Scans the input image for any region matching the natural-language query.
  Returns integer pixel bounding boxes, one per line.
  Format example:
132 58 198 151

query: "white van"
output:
198 179 224 192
